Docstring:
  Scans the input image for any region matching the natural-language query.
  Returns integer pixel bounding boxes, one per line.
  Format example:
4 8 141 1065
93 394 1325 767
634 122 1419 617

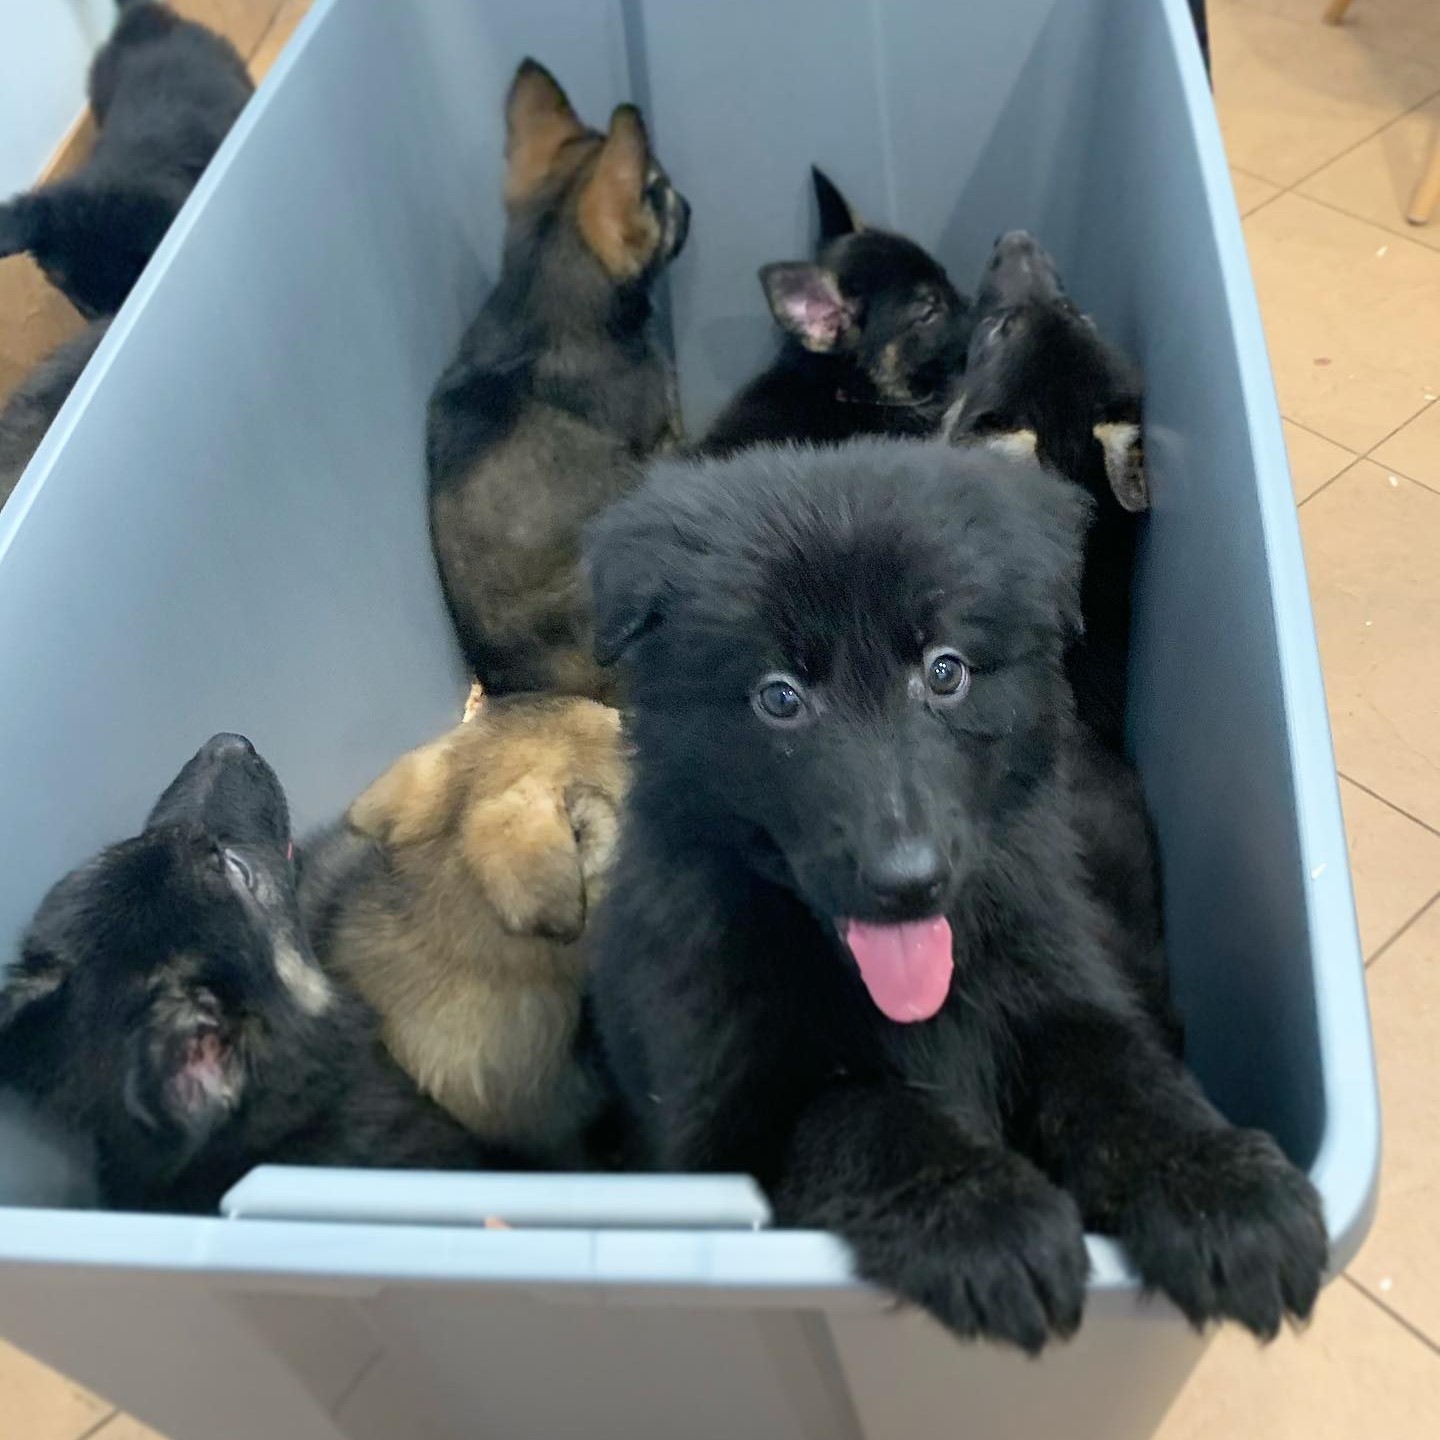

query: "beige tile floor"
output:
6 0 1440 1435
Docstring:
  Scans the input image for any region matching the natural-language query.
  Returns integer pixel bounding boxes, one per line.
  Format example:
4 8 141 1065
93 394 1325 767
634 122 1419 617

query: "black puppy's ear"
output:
812 166 863 243
760 262 856 353
584 507 668 667
1093 419 1148 513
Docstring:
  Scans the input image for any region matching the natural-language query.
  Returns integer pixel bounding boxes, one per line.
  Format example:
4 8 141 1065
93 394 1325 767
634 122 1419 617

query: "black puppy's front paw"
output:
1118 1127 1327 1339
822 1155 1090 1354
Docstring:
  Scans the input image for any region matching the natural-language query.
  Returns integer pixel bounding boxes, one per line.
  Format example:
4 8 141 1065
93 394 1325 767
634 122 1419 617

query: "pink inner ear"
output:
774 276 851 350
796 293 846 346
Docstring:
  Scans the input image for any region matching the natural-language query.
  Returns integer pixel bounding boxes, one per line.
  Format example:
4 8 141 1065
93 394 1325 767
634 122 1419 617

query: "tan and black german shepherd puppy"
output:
298 697 628 1166
427 60 690 703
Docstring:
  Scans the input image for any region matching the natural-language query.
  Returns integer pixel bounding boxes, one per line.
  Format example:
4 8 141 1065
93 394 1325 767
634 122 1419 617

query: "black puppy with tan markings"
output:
0 735 512 1214
299 698 628 1166
699 169 970 455
945 232 1146 751
428 60 690 702
584 439 1325 1352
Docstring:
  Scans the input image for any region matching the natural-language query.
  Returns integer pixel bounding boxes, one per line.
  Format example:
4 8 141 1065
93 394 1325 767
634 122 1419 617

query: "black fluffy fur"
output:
583 440 1326 1350
0 734 516 1214
0 2 252 318
946 232 1146 751
698 169 970 456
0 320 108 510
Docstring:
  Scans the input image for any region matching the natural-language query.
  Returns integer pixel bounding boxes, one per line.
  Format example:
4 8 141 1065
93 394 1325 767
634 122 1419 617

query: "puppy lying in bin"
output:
427 60 690 702
584 438 1326 1351
945 231 1146 752
0 734 516 1214
299 696 628 1166
0 0 254 319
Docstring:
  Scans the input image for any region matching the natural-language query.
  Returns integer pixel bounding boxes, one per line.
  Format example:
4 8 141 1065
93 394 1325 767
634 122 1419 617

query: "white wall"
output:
0 0 116 196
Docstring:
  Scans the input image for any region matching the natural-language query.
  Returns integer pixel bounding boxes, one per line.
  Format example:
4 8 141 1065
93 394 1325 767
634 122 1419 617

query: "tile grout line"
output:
328 1346 384 1420
1282 413 1354 454
1296 453 1365 507
1339 771 1440 841
1365 890 1440 973
1341 1274 1440 1361
1298 402 1440 500
1277 73 1440 197
1282 186 1440 267
1360 451 1440 501
72 1409 120 1440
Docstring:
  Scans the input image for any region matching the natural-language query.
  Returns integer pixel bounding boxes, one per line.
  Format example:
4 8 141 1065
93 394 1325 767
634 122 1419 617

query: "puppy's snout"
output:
200 733 257 763
861 839 950 914
984 231 1063 305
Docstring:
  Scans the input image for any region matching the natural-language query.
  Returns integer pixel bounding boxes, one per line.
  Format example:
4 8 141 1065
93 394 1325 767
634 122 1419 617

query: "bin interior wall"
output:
0 0 1327 1210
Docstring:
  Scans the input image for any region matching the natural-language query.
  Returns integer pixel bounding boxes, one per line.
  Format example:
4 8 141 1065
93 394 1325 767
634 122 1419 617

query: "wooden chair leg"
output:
1407 134 1440 225
1323 0 1356 24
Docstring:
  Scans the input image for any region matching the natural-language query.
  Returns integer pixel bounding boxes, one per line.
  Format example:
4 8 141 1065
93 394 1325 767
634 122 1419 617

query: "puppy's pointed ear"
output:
505 58 587 207
812 166 863 243
577 105 659 279
1094 419 1148 513
760 262 855 353
348 732 462 846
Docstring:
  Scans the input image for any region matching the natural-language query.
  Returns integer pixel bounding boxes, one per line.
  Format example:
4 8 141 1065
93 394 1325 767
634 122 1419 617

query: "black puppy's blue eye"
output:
924 649 970 702
753 676 806 725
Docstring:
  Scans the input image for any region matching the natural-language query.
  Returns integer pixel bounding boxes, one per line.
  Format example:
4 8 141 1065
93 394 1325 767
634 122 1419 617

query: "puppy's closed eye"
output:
461 777 589 942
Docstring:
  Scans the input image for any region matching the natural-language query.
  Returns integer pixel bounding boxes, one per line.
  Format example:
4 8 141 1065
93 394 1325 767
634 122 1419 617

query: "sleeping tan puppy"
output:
298 697 627 1164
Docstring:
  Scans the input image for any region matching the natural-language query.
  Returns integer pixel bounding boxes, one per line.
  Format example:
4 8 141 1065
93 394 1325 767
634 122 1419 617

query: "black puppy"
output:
698 169 970 455
428 60 689 702
0 734 516 1214
945 231 1145 750
0 321 109 510
0 1 252 318
584 440 1325 1352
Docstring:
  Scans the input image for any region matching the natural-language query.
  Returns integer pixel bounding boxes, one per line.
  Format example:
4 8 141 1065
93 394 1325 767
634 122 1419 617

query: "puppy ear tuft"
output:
1094 420 1148 513
760 263 855 353
504 58 586 207
811 166 863 243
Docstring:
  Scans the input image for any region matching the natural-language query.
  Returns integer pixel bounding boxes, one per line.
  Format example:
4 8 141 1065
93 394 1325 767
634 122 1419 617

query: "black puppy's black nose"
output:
201 733 256 762
862 841 950 910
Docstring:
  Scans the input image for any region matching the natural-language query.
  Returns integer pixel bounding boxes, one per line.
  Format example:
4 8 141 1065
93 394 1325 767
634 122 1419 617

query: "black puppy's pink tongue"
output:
843 917 953 1022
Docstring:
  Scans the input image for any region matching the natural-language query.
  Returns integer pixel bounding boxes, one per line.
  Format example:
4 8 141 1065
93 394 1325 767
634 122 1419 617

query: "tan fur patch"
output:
987 428 1038 460
349 733 460 846
1094 421 1148 512
939 391 966 439
462 775 586 940
272 937 333 1015
576 107 660 279
504 61 587 208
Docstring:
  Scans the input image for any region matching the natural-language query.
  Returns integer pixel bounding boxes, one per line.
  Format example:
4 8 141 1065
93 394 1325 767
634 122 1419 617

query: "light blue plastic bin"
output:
0 2 1378 1437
